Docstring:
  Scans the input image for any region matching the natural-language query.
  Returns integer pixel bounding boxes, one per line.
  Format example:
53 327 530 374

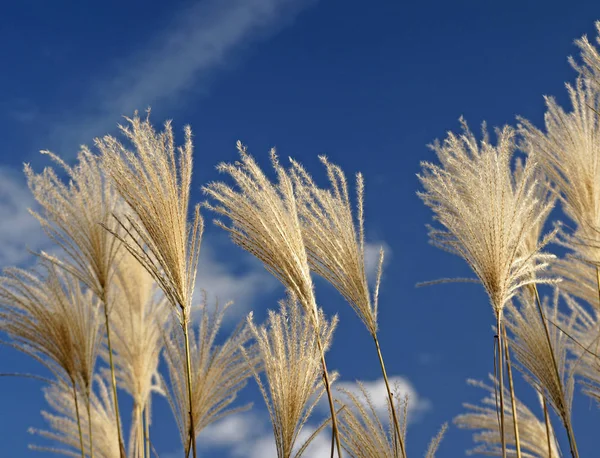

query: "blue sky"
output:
2 0 600 456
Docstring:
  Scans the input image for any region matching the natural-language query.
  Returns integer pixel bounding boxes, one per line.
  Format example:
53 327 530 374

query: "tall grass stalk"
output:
543 397 553 458
532 286 579 458
71 381 85 458
85 390 95 458
144 407 150 458
373 335 406 458
502 325 522 458
182 322 196 458
496 313 507 458
316 334 342 458
101 295 125 458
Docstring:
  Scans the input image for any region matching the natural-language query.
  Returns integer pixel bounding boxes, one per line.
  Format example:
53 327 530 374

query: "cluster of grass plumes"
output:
11 18 600 458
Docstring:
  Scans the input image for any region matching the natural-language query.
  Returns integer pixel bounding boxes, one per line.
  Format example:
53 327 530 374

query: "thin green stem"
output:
373 334 406 458
182 319 197 458
502 325 521 458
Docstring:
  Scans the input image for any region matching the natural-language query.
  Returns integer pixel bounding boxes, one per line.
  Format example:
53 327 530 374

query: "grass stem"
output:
373 334 406 458
182 319 197 458
315 332 343 458
102 298 126 458
532 285 579 458
496 312 507 458
502 324 521 458
71 380 85 458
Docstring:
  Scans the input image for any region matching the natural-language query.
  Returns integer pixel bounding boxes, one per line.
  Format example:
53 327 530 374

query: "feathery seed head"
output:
418 120 557 316
506 291 576 427
519 78 600 240
244 295 337 458
0 263 102 391
105 250 168 415
290 156 382 335
25 148 123 301
162 298 255 454
97 112 203 322
203 143 318 323
30 376 121 458
454 377 561 458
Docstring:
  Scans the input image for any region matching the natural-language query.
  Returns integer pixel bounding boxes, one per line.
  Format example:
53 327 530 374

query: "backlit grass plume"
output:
418 120 557 315
454 377 561 458
97 113 202 325
336 383 447 458
418 120 557 457
107 251 169 458
290 156 381 336
571 21 600 89
518 78 600 241
506 291 578 457
25 149 122 303
162 299 254 456
203 142 344 456
243 295 338 458
25 147 126 455
97 112 203 457
0 263 103 457
554 291 600 407
30 375 121 458
290 156 405 456
0 263 101 393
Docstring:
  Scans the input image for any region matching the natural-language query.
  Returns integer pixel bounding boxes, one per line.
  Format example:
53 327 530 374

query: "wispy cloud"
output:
51 0 318 156
335 376 431 422
365 240 391 282
192 236 279 323
175 411 331 458
0 167 48 267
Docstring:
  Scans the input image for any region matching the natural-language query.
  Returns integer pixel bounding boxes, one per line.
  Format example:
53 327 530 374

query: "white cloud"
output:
181 410 332 458
335 376 431 422
51 0 318 156
199 412 264 448
192 240 278 322
0 167 48 267
364 240 391 282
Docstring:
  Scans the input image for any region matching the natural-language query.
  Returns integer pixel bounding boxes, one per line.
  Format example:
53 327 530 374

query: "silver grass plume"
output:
162 299 255 455
25 148 123 304
290 156 406 456
505 291 578 456
570 21 600 90
30 376 121 458
336 383 447 458
25 146 127 456
0 262 102 396
106 251 169 458
97 112 202 324
454 377 561 458
203 142 344 457
97 112 203 457
203 143 319 323
243 295 338 458
518 78 600 254
557 292 600 406
290 156 382 336
418 119 557 316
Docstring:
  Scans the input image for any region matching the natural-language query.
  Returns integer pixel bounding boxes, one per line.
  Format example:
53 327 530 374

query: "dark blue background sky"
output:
1 0 599 456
